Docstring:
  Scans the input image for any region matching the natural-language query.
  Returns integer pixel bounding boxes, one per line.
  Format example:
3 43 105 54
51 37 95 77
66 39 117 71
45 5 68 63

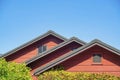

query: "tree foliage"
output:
0 58 32 80
38 70 120 80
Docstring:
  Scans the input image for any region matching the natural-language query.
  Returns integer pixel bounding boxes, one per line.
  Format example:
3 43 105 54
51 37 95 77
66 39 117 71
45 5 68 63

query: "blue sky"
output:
0 0 120 54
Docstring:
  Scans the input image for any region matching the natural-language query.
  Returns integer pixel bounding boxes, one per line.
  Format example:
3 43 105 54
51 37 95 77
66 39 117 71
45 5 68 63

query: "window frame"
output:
92 53 102 64
38 45 47 54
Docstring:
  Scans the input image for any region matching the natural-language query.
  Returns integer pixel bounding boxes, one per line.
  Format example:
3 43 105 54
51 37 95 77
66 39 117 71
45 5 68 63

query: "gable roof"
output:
34 39 120 75
1 30 67 58
25 37 86 65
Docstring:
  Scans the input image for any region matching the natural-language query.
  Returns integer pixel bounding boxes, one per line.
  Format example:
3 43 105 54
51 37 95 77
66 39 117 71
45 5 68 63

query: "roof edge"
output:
34 39 120 75
1 30 67 58
91 39 120 54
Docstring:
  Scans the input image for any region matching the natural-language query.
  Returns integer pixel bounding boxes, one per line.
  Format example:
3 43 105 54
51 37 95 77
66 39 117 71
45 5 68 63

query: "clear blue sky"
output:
0 0 120 54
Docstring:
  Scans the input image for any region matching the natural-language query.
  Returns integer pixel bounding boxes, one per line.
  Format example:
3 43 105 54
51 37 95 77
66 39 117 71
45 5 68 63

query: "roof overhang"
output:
34 39 120 75
25 37 86 65
0 30 67 58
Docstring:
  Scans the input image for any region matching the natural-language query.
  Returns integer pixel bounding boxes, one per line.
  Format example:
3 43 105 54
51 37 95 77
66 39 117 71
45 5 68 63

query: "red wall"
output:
5 35 64 63
59 45 120 76
28 42 82 73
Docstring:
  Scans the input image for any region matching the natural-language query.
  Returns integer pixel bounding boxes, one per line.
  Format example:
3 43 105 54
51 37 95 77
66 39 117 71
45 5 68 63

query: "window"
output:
71 48 76 51
93 54 101 63
38 45 47 53
71 47 77 51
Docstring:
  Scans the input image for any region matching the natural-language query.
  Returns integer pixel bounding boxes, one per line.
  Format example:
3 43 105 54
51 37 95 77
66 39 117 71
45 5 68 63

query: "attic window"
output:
38 45 47 53
93 54 101 63
71 47 77 51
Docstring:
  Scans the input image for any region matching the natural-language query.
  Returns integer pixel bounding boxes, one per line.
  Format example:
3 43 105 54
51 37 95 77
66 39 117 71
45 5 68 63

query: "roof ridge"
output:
47 30 54 33
91 39 102 42
70 37 86 44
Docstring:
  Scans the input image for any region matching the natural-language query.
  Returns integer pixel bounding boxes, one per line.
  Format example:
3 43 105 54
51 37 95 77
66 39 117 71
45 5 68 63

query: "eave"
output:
34 39 120 75
25 37 86 65
0 30 67 58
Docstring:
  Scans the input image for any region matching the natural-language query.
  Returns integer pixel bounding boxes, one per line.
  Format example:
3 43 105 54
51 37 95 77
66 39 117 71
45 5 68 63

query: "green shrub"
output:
0 58 32 80
38 70 120 80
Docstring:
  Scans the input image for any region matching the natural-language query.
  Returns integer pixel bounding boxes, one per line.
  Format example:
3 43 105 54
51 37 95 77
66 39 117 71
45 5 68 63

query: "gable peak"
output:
46 30 55 34
69 37 86 45
91 39 102 43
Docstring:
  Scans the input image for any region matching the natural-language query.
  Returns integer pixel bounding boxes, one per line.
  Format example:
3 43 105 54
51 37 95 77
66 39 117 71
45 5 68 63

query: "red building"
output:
1 30 120 80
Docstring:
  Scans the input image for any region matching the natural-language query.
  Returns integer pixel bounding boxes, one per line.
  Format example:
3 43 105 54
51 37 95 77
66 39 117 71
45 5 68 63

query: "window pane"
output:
38 45 47 53
38 46 43 53
43 46 47 52
93 54 101 63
